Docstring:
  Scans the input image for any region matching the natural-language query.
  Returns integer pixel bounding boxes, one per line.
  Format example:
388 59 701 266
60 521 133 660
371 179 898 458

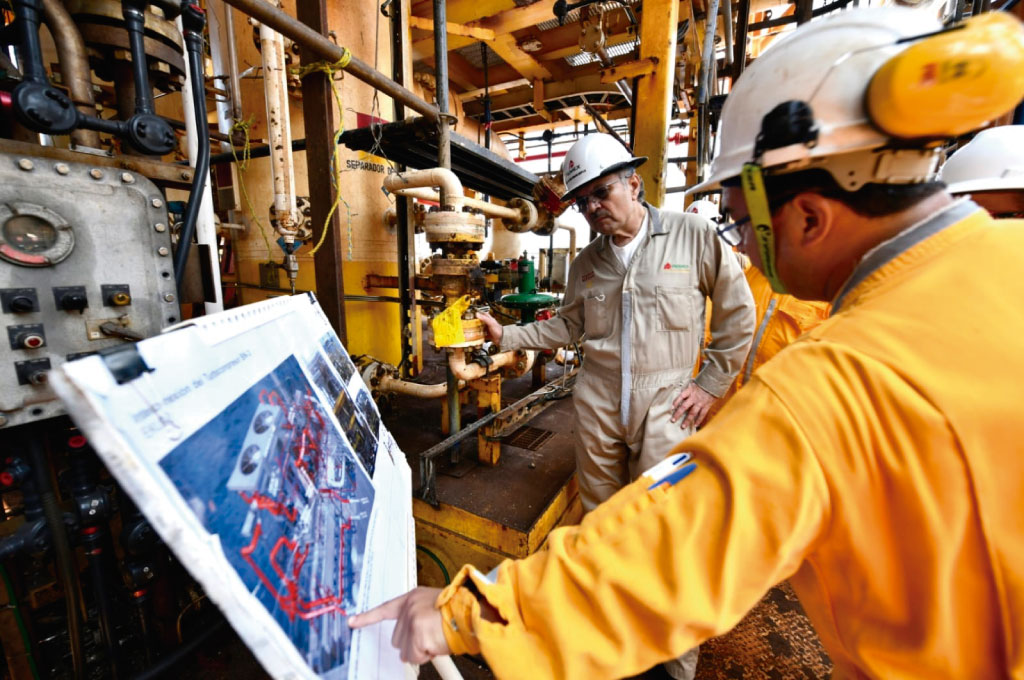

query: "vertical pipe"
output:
178 15 224 313
391 0 416 378
40 0 101 148
722 0 734 65
26 432 84 679
733 0 750 80
698 0 720 105
259 23 297 231
434 0 458 436
433 0 451 173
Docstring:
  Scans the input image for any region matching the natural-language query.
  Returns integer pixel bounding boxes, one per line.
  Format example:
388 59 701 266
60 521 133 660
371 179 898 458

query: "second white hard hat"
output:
940 125 1024 195
686 199 721 220
560 133 647 200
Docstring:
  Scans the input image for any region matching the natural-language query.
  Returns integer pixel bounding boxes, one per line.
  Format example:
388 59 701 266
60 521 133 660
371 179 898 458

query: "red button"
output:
23 335 43 349
68 435 87 449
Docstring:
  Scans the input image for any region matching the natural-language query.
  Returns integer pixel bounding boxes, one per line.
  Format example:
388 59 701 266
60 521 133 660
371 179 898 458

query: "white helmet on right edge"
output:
940 126 1024 195
690 7 942 195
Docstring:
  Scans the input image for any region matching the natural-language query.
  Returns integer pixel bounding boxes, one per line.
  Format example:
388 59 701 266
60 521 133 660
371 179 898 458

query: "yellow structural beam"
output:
458 77 530 101
490 33 553 81
600 57 658 83
412 0 558 61
408 15 496 41
633 0 679 207
532 79 552 121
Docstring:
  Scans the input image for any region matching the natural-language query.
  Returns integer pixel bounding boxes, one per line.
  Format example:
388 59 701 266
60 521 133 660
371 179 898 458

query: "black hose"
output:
26 436 84 680
121 0 155 115
173 5 211 290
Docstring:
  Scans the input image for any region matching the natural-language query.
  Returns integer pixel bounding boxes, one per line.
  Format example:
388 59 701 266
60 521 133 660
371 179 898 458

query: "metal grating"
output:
456 42 504 69
565 38 639 67
504 425 555 451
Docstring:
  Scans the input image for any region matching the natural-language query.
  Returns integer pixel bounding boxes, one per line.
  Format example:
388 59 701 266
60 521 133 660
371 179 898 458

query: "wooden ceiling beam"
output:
408 15 496 41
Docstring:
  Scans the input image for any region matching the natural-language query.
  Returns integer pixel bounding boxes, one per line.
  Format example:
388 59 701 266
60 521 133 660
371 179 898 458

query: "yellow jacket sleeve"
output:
435 381 832 679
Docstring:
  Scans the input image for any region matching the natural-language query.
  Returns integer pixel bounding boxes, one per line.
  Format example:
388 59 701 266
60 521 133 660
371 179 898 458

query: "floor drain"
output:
504 425 554 451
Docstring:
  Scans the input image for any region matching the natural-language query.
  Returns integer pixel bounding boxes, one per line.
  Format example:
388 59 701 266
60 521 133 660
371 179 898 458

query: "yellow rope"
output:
230 115 275 263
291 49 354 258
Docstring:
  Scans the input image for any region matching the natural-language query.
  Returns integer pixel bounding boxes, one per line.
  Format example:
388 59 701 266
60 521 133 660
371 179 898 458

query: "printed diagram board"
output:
51 294 415 680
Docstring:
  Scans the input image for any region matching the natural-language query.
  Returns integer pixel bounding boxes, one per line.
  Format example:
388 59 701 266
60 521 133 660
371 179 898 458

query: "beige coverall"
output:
501 204 755 511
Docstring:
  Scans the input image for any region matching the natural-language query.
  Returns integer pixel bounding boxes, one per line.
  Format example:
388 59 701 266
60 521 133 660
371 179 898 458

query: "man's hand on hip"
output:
348 587 449 664
477 311 503 344
671 383 718 429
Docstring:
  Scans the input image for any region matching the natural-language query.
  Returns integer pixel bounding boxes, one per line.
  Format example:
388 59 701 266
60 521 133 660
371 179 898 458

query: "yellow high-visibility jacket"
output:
707 264 830 419
436 201 1024 679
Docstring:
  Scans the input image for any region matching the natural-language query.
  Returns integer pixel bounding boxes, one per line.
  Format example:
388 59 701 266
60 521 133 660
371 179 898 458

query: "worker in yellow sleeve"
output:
939 124 1024 217
707 263 830 420
350 7 1024 679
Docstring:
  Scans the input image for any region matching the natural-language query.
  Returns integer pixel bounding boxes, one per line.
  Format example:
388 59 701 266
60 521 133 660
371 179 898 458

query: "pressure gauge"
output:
0 202 75 266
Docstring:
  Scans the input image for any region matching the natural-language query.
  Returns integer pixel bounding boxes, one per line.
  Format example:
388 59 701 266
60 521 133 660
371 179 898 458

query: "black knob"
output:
60 293 87 311
10 296 35 313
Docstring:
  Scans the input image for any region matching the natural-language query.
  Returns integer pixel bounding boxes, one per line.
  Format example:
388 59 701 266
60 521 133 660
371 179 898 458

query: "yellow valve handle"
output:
741 164 787 294
432 295 472 348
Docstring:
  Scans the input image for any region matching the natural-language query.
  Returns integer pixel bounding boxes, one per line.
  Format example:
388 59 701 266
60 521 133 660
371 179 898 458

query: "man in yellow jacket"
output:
350 8 1024 679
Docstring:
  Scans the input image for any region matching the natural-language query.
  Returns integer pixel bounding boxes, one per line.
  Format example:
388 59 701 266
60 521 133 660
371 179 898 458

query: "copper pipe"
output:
41 0 100 148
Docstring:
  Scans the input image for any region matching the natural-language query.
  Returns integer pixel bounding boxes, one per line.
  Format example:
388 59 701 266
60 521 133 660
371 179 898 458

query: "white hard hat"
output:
690 7 943 194
686 199 720 220
940 125 1024 195
560 133 647 200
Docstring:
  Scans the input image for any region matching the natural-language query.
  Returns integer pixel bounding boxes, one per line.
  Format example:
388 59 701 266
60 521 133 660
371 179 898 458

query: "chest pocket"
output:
656 285 693 331
583 293 613 340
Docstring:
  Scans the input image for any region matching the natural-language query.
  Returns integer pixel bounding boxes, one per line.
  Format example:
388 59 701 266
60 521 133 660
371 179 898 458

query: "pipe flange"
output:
505 198 539 233
424 211 486 245
430 256 478 276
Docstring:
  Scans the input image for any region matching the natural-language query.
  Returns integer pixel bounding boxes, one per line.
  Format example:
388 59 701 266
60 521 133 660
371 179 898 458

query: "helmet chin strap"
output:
741 163 788 294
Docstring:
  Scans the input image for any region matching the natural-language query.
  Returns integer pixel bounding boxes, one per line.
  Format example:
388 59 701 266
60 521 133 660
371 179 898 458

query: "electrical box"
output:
0 152 178 429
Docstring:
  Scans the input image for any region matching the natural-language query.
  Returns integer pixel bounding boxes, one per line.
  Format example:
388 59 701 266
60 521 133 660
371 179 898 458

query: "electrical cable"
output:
173 3 211 290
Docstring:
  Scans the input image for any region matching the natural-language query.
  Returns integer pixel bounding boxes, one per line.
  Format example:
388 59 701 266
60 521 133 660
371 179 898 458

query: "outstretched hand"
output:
348 587 449 665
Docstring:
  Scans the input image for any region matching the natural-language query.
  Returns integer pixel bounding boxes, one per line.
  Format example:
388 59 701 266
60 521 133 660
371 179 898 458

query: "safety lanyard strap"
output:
741 163 787 294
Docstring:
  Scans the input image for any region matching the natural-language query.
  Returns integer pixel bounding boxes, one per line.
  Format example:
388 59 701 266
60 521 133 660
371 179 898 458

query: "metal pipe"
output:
178 14 223 313
558 220 577 266
122 0 156 115
698 0 721 105
391 187 524 222
258 22 299 238
722 0 734 65
27 435 84 679
732 0 750 80
220 0 439 121
384 168 464 210
39 0 100 147
378 374 461 398
447 347 536 381
596 46 633 104
433 0 451 172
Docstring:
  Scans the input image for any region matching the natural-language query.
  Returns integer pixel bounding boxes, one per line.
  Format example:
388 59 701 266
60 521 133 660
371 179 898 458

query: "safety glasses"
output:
573 177 624 213
715 215 750 247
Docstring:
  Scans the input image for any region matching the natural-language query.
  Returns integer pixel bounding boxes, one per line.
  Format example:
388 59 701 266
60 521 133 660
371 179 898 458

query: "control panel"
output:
0 153 179 428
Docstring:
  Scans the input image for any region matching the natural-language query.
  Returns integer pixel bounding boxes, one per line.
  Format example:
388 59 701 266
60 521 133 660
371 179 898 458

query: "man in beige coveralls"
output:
480 134 755 513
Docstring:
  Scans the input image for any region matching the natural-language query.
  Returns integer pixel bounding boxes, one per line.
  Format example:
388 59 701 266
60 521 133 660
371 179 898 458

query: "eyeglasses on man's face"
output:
573 177 624 213
716 215 750 247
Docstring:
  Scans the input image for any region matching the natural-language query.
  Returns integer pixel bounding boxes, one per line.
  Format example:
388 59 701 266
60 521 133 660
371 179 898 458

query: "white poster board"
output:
51 294 415 680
